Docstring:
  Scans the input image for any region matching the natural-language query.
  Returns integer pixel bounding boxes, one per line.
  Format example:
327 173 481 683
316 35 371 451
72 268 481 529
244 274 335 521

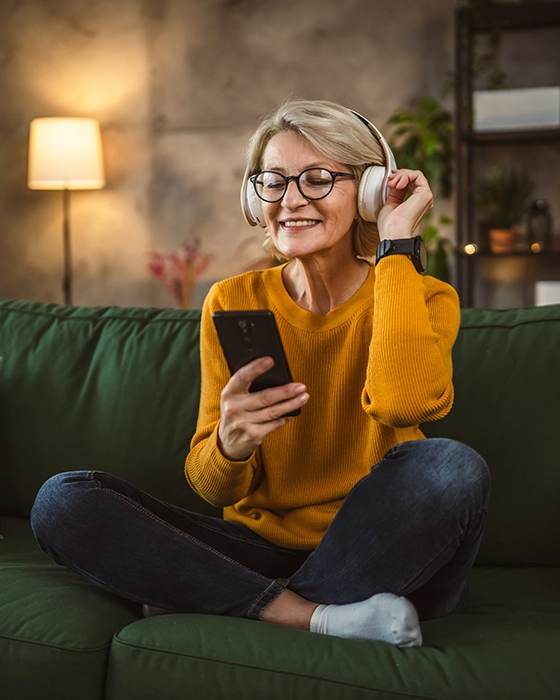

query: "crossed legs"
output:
31 438 489 645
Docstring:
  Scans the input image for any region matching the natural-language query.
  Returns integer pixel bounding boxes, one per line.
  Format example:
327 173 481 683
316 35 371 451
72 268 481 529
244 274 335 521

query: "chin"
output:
272 237 321 260
278 246 320 261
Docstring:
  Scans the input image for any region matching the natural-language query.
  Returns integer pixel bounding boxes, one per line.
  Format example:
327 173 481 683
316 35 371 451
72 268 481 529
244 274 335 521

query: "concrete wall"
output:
0 0 458 307
1 0 554 309
0 0 152 306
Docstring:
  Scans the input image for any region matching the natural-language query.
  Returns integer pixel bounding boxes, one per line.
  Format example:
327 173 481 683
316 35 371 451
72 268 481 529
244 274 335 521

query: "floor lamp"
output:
27 117 105 305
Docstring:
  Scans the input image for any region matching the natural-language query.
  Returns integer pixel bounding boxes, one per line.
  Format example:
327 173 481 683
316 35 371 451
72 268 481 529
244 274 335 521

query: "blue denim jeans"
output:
31 438 489 622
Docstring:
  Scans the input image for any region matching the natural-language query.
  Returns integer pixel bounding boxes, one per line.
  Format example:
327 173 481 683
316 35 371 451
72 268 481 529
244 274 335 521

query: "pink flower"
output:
147 239 214 308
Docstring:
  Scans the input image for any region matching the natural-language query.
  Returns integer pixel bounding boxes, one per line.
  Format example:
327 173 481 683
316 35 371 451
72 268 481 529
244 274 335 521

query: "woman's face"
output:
260 131 358 261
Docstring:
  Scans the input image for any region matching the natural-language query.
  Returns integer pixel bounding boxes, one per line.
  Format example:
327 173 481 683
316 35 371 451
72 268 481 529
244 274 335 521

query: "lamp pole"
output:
62 187 73 305
27 117 105 307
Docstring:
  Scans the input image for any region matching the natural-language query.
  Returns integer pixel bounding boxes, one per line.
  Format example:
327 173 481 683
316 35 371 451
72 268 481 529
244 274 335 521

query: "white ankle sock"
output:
309 593 422 647
142 604 173 618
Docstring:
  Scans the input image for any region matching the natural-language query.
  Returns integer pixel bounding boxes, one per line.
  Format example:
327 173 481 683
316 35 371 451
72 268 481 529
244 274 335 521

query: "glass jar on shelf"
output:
528 200 552 252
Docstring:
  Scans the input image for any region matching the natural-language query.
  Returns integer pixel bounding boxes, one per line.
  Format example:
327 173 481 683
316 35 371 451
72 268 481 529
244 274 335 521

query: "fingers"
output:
223 370 308 423
218 357 309 461
227 358 307 410
251 383 309 420
229 356 275 393
378 169 433 240
387 169 432 197
385 169 432 213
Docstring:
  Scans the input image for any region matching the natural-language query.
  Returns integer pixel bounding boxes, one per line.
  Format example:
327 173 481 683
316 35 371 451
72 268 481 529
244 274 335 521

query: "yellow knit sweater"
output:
185 256 460 550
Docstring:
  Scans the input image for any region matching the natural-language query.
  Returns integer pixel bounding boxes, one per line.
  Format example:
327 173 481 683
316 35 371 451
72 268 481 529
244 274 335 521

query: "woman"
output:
31 99 489 648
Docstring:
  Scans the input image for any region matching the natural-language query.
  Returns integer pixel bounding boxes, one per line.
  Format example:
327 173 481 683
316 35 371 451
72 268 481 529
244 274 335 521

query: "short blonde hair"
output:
245 99 385 261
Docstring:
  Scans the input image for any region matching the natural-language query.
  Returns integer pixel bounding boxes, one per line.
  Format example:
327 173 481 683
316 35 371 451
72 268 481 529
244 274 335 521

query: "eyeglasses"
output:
250 168 356 203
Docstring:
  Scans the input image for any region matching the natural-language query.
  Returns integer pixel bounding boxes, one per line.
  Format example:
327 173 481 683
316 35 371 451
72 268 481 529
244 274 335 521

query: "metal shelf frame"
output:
454 2 560 307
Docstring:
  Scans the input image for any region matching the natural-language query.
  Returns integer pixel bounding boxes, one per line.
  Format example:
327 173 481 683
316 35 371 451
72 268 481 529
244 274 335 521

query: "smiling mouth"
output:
280 220 320 228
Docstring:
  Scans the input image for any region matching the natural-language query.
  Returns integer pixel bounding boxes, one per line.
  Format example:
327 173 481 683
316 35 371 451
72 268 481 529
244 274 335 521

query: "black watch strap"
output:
375 236 426 274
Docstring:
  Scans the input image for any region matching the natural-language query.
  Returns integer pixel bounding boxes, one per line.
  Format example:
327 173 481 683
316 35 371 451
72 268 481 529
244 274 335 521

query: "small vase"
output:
528 200 552 251
181 285 193 310
489 228 516 254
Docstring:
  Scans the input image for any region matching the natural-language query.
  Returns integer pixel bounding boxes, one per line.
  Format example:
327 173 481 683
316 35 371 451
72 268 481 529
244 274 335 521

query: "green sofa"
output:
0 298 559 700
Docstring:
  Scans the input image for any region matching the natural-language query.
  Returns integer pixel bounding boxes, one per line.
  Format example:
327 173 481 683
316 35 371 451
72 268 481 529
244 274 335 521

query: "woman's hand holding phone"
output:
217 356 309 462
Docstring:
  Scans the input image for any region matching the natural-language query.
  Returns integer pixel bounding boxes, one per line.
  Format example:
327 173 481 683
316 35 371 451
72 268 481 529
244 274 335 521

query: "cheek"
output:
262 202 279 230
331 200 358 233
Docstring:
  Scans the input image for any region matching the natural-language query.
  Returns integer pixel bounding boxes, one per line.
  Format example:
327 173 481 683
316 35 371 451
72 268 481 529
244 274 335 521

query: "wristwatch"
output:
375 236 427 274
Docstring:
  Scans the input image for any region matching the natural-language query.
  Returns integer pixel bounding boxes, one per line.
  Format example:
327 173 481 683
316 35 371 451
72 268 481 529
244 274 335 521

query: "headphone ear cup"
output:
240 169 266 228
357 165 389 223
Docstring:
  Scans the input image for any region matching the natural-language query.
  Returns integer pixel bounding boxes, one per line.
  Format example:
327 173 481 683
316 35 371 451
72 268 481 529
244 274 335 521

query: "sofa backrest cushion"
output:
423 304 560 567
0 300 219 518
1 299 559 567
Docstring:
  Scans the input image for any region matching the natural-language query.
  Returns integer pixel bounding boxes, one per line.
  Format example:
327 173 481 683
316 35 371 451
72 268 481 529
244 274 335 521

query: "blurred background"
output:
1 0 559 309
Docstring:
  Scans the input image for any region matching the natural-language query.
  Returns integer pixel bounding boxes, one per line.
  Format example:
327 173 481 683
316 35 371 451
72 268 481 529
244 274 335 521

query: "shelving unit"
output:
454 2 560 307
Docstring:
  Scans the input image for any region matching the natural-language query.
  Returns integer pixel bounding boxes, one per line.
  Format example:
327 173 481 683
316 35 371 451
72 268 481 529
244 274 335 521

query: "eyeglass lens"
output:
254 169 341 202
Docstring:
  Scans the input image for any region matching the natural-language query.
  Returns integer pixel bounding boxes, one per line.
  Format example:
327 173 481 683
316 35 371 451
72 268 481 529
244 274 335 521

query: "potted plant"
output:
387 96 454 199
474 166 533 252
422 213 455 283
386 96 455 280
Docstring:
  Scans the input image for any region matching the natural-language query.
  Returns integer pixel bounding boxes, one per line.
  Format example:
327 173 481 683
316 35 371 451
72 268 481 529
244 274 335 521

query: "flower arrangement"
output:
147 239 214 309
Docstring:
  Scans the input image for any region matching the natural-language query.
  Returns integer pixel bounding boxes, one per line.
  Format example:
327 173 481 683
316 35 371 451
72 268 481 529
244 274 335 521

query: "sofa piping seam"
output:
0 632 112 654
110 636 458 700
0 306 201 326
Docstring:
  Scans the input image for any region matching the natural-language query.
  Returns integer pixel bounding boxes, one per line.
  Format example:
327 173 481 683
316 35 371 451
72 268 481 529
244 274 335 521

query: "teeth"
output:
282 220 317 228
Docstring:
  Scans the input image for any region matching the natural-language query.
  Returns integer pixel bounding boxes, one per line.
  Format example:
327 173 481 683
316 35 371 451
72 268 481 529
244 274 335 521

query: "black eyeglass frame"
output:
250 168 356 203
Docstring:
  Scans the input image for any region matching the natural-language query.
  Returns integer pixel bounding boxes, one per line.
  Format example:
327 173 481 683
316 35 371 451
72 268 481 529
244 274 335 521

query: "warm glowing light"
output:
28 117 105 190
531 242 542 253
463 243 479 255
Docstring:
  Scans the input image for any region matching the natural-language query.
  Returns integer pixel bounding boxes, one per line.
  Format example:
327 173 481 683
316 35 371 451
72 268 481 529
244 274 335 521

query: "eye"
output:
302 169 332 188
259 172 285 190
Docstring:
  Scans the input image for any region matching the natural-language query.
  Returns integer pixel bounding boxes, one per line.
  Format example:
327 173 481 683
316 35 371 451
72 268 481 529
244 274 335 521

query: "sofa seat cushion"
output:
107 567 560 700
0 517 141 700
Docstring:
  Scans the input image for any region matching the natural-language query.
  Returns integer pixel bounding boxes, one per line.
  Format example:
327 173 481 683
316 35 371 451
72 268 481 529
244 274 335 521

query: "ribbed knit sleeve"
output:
362 255 460 427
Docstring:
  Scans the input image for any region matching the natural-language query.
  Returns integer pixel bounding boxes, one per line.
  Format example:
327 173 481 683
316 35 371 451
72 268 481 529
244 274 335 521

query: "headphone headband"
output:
241 108 397 227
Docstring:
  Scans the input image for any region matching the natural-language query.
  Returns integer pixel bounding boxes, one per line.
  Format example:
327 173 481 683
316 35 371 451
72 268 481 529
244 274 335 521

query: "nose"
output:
281 178 309 208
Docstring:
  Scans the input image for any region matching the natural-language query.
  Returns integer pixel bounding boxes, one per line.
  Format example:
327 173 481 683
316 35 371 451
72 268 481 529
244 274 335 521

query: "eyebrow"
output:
261 162 335 173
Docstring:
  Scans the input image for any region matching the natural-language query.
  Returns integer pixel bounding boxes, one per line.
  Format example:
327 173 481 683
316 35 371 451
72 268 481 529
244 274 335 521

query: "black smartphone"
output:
212 310 301 416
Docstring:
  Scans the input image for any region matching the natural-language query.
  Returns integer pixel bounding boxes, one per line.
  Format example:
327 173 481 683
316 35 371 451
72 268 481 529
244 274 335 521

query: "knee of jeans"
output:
388 438 490 508
423 438 490 506
30 471 91 555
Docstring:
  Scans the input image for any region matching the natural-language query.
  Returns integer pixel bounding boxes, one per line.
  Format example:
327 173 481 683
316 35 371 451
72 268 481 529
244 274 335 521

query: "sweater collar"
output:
263 262 375 332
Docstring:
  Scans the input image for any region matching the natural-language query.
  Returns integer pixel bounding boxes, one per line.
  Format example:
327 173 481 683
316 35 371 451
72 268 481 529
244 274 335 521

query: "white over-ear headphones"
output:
240 109 397 228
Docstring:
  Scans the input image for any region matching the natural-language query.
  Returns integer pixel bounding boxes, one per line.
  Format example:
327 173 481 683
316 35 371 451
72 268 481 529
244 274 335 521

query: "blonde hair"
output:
245 99 385 261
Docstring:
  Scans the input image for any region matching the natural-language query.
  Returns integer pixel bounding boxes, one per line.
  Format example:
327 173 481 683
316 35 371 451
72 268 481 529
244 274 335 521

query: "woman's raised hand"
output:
217 357 309 462
377 169 434 241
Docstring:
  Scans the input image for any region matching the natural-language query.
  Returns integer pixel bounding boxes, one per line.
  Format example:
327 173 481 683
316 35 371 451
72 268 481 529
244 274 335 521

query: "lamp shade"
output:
28 117 105 190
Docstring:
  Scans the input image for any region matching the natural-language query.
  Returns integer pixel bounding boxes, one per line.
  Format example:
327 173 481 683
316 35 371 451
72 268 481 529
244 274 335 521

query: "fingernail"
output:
294 384 307 393
262 357 273 368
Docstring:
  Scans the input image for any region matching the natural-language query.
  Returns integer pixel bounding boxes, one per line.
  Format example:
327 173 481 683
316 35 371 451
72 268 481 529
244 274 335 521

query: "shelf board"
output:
459 249 560 259
460 3 560 33
462 128 560 144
